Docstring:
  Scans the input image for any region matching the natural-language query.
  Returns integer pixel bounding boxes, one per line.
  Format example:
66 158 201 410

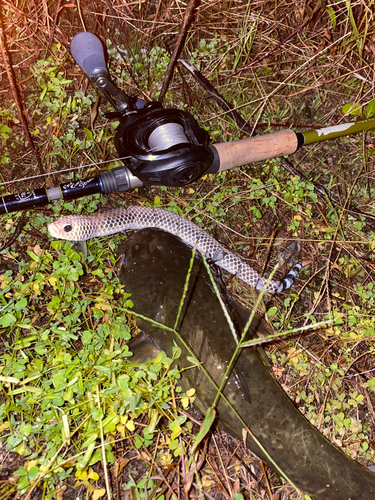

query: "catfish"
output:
118 228 375 499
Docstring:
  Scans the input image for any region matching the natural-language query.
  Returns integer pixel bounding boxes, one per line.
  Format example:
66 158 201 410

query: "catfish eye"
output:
64 225 72 233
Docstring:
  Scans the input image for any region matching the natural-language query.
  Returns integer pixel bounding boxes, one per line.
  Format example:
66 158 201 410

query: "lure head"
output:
48 215 97 241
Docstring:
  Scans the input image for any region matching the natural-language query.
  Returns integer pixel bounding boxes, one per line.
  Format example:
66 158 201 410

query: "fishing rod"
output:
1 31 375 216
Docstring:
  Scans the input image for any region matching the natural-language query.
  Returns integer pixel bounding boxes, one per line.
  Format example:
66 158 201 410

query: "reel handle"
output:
70 32 108 81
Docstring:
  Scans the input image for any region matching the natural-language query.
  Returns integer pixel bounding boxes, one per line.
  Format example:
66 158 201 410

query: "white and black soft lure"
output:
48 205 302 294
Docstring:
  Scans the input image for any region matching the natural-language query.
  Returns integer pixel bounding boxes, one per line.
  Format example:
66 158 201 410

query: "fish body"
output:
118 228 375 500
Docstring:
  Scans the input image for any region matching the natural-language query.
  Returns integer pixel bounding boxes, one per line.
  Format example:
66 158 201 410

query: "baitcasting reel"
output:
71 32 213 190
114 103 213 187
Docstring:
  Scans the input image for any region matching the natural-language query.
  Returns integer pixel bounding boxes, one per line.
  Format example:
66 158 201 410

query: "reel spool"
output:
114 102 213 187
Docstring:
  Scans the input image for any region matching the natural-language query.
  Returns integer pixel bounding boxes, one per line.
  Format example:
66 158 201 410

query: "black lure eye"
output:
64 225 72 232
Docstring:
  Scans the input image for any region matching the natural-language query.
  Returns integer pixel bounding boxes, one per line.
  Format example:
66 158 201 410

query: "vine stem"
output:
158 0 198 102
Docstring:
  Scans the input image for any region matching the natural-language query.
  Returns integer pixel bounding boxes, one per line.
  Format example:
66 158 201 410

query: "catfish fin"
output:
128 331 162 363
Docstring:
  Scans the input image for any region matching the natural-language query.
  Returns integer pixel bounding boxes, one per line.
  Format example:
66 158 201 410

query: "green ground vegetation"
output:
1 1 375 498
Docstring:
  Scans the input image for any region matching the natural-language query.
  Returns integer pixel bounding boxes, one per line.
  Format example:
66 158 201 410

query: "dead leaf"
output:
33 244 42 256
56 485 66 500
114 457 131 477
92 488 106 500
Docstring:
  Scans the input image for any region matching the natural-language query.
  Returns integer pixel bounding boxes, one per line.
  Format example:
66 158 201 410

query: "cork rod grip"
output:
212 129 299 172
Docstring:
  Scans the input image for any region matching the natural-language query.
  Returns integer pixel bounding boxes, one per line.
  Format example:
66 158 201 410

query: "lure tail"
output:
279 262 303 292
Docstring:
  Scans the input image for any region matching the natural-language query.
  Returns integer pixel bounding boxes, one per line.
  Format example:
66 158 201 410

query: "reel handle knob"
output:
70 32 108 81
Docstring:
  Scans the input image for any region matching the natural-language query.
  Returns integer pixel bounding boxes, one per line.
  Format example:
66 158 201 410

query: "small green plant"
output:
0 238 191 496
124 475 165 499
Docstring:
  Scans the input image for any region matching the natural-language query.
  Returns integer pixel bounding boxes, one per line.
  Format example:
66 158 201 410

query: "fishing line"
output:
0 155 132 187
148 123 189 150
0 122 192 189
